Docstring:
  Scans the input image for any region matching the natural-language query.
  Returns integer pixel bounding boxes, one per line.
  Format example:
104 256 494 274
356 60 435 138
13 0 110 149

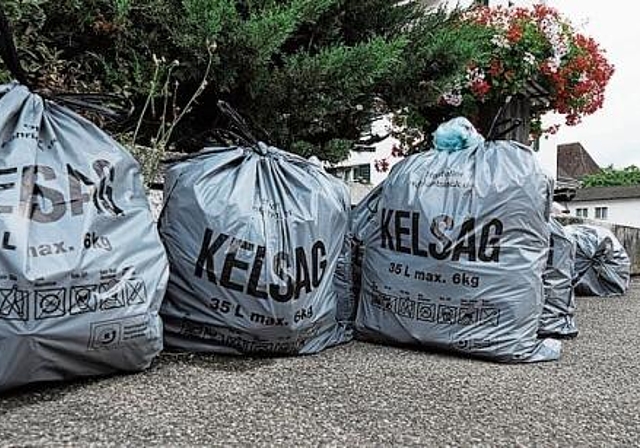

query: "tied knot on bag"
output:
0 7 29 88
215 100 272 156
433 117 484 152
214 102 328 170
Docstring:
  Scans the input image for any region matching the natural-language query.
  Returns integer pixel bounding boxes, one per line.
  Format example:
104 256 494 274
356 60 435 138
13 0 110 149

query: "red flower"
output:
488 59 503 77
506 25 523 43
565 114 581 126
455 4 614 136
391 145 404 158
470 80 491 99
374 159 390 172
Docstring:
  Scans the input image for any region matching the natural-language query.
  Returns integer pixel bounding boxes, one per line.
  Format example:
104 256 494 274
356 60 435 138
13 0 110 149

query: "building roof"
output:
573 185 640 202
556 142 601 179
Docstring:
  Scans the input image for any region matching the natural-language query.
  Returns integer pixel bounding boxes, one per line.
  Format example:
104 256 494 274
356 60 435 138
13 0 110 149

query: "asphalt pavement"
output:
1 279 639 447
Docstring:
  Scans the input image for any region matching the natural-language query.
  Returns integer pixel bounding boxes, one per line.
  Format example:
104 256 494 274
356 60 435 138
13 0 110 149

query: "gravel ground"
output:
1 280 639 447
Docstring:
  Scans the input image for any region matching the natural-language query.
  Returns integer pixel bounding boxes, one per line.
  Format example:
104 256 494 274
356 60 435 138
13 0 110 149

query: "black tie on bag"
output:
0 8 133 120
486 96 524 141
0 7 30 88
166 101 268 165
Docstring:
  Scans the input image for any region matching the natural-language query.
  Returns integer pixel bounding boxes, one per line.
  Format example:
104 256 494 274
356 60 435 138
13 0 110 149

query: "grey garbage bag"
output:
0 83 169 392
540 218 578 337
333 230 355 329
158 143 352 355
351 184 383 306
355 117 561 362
309 156 354 329
332 184 384 328
565 224 630 296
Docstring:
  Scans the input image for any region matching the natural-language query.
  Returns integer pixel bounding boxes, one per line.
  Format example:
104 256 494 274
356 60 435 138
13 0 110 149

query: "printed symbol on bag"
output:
35 288 66 320
121 317 149 342
124 279 146 306
437 305 458 325
457 307 477 326
89 320 122 350
0 287 29 321
99 281 125 310
371 292 395 312
180 319 204 338
395 297 416 319
416 303 436 322
69 285 98 315
252 342 274 353
479 308 501 327
202 324 224 342
225 335 248 352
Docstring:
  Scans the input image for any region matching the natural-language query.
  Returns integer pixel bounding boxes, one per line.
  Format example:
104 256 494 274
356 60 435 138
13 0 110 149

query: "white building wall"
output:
331 115 404 186
535 132 558 180
566 198 640 228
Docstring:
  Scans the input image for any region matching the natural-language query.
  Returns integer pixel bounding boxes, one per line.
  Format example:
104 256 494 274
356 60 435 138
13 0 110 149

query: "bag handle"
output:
0 8 31 88
217 100 261 149
52 92 134 120
486 95 524 141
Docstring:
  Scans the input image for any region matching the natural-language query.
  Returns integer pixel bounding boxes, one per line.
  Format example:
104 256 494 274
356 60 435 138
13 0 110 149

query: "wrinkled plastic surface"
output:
566 224 630 297
334 228 355 327
540 218 578 337
355 117 561 362
0 84 169 392
159 144 352 355
351 184 383 304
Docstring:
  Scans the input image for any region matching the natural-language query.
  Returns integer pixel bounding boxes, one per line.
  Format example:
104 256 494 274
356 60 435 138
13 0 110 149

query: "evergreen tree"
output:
379 8 494 152
0 0 468 161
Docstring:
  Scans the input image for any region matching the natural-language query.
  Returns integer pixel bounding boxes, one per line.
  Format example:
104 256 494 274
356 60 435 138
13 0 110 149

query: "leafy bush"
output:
379 8 494 153
5 2 588 164
1 0 427 163
582 166 640 187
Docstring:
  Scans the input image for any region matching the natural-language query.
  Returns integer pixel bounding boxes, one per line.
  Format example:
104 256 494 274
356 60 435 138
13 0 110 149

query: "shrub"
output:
0 0 422 163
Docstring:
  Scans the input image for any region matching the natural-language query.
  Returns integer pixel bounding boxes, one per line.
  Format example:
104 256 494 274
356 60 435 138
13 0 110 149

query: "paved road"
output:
1 280 639 447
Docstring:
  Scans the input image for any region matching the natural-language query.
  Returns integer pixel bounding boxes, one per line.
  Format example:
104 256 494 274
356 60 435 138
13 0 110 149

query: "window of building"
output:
353 164 371 183
576 208 588 218
595 207 608 220
330 167 350 182
327 164 372 184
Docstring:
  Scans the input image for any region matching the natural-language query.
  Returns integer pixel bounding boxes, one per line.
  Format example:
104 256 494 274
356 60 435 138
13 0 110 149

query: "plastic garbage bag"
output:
0 83 169 392
540 218 578 337
565 224 630 296
354 117 561 362
158 142 352 355
351 184 383 306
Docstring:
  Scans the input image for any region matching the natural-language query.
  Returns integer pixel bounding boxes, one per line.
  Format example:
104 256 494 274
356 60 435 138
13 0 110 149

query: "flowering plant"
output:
440 4 614 136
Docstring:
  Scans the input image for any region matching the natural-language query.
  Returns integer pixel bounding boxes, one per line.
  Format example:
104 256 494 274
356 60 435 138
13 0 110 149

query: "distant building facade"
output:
328 115 403 204
565 186 640 228
554 142 640 228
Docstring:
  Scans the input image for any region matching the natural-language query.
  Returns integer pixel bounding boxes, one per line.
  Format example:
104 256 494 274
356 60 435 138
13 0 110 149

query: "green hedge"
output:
1 1 486 161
